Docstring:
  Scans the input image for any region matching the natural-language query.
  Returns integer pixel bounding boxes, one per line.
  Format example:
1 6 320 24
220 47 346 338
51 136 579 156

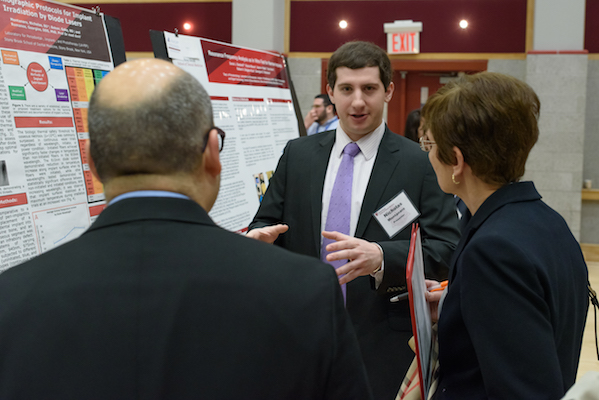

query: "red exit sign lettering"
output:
384 20 422 55
392 32 417 53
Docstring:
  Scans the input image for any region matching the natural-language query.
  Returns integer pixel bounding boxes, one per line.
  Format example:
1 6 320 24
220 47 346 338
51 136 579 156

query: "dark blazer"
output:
0 197 372 400
436 182 589 400
250 127 460 399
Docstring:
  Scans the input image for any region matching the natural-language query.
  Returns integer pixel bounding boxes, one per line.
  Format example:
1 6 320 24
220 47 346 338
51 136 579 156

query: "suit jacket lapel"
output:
355 127 402 238
310 132 335 255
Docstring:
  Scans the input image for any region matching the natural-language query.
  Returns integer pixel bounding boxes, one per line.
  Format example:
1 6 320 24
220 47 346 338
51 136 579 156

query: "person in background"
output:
249 41 459 400
0 59 372 400
403 108 420 142
304 93 339 135
421 71 588 399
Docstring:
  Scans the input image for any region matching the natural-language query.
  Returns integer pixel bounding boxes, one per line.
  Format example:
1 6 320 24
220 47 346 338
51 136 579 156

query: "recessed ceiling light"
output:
339 20 348 29
459 20 468 29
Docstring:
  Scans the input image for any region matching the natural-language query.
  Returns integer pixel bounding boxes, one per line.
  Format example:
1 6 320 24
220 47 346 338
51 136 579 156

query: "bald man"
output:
0 59 372 399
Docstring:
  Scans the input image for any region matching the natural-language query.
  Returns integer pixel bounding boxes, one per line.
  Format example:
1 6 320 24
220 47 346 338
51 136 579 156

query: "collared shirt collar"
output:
320 115 338 126
334 120 386 161
109 190 190 205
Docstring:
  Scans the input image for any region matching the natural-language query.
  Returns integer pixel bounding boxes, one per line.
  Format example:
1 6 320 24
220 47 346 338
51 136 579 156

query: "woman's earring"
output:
452 174 460 185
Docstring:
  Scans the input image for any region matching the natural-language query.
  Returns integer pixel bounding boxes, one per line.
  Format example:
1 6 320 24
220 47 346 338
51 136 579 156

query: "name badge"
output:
373 191 420 238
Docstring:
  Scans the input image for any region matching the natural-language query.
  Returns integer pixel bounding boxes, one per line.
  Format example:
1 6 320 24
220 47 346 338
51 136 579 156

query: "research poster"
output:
163 33 300 233
0 0 115 271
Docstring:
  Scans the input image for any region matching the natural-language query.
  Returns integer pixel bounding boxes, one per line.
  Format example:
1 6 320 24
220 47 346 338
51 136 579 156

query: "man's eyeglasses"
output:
419 136 436 152
202 127 226 153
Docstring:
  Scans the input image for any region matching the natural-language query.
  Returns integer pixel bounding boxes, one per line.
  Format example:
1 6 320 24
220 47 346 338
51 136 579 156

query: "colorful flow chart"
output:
1 50 69 102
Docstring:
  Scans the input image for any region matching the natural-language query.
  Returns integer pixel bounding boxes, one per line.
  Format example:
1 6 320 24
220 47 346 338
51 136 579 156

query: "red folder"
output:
406 222 433 400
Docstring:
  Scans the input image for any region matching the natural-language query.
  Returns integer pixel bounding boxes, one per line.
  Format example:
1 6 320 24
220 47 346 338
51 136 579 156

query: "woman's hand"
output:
425 279 444 323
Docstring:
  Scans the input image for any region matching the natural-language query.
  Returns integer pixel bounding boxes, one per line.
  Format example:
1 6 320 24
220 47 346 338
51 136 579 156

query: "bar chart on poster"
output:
0 0 124 272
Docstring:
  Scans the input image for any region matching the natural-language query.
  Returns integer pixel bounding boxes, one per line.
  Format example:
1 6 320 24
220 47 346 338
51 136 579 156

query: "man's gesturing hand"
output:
247 224 289 244
322 230 383 284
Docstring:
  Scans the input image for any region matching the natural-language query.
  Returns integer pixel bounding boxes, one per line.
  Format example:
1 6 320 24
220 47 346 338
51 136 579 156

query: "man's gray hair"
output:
88 70 213 182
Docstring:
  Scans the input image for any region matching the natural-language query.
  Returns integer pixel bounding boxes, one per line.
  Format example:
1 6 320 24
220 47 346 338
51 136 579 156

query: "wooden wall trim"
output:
284 0 291 54
126 52 155 60
581 244 599 262
526 0 535 53
288 52 527 60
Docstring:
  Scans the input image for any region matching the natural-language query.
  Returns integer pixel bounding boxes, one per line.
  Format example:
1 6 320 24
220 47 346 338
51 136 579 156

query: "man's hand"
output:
424 279 444 323
322 231 383 285
246 224 289 244
304 110 317 129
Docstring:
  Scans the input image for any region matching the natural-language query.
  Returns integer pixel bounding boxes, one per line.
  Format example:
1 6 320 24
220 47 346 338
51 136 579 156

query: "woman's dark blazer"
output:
435 181 589 399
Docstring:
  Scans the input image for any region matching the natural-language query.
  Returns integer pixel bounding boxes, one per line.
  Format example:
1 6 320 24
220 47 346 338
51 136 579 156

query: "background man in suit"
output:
248 41 460 400
304 93 339 135
0 59 372 400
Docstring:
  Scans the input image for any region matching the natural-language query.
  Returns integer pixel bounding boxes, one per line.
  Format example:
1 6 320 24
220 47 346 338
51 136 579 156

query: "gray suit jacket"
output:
250 127 460 400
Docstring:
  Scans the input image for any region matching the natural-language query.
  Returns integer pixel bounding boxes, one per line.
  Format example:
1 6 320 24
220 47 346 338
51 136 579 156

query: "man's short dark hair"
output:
88 71 213 182
327 41 393 90
315 93 335 113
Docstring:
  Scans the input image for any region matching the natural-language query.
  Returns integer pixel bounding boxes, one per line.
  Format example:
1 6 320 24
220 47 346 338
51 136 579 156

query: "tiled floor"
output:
577 261 599 380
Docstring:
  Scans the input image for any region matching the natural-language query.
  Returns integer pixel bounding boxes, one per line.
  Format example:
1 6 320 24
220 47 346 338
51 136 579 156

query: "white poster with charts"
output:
163 33 300 233
0 0 117 272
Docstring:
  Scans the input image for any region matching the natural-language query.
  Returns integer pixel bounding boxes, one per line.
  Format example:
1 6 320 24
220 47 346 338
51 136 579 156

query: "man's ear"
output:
85 140 101 182
202 129 222 178
326 84 335 103
384 81 395 103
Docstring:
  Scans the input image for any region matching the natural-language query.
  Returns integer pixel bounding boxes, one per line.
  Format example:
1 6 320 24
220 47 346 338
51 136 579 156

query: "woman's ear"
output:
452 146 465 177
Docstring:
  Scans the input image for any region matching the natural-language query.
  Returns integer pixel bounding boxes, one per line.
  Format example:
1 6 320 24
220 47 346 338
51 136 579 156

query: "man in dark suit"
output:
0 59 372 399
248 41 460 400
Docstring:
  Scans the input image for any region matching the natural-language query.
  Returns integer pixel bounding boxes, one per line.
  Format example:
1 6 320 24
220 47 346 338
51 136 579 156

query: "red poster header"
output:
0 0 111 62
201 39 289 89
0 193 28 209
232 97 263 102
14 116 74 128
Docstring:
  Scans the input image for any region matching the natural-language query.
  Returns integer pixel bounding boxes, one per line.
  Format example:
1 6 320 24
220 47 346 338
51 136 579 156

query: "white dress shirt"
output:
321 121 386 282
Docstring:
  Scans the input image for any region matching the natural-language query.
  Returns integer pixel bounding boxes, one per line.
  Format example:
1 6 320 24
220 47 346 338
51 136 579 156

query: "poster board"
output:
151 31 301 233
406 223 434 399
0 0 125 272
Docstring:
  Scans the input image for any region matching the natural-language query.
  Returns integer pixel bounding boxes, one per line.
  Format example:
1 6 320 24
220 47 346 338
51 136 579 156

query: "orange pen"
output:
428 280 448 292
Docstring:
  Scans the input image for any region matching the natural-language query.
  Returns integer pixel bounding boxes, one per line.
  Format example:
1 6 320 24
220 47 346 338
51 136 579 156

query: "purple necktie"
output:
321 142 361 301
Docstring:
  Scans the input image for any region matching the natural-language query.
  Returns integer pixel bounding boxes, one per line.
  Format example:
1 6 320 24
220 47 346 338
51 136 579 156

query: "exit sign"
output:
384 20 423 55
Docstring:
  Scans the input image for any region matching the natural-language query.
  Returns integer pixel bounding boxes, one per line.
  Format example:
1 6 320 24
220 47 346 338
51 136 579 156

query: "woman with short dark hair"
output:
421 72 588 399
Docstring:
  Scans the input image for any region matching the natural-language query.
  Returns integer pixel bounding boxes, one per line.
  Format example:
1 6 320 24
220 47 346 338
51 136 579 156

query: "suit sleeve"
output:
377 161 460 293
324 268 374 400
459 235 565 398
